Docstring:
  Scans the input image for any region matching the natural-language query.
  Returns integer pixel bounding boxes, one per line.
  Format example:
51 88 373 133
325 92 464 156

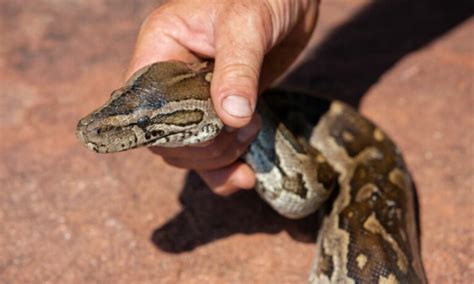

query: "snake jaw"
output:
74 127 94 151
76 106 224 152
76 111 141 153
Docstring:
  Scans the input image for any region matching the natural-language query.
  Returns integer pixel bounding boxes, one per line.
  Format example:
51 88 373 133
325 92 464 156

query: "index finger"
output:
125 11 201 79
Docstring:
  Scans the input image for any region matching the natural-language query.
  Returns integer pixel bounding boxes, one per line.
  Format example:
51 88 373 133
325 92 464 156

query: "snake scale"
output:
76 61 427 283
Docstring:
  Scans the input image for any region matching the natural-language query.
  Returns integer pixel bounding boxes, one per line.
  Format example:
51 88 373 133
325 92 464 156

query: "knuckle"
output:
218 1 272 47
217 63 260 96
142 5 185 36
143 7 169 29
223 1 267 24
221 62 260 83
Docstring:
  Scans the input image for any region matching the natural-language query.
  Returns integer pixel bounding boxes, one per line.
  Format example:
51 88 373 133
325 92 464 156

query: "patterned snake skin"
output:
76 61 427 283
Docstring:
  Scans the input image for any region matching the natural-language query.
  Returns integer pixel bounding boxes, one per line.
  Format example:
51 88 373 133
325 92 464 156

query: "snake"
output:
76 61 427 283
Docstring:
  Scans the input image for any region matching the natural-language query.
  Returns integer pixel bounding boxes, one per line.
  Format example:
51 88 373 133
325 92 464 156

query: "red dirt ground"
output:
0 1 472 283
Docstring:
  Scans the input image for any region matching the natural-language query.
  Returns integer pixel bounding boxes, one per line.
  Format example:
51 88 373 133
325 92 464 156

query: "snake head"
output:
76 61 223 153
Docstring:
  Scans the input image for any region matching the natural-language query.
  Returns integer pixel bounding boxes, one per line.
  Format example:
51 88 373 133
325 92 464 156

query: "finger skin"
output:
161 143 245 171
198 162 256 196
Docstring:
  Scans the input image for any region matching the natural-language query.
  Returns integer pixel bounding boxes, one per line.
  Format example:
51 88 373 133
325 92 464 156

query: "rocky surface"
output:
0 0 472 283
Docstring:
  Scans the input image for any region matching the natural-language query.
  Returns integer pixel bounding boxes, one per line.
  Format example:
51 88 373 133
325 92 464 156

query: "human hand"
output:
126 0 320 195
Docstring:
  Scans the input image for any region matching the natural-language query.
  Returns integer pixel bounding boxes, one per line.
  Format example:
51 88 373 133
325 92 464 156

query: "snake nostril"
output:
79 116 94 127
78 119 86 126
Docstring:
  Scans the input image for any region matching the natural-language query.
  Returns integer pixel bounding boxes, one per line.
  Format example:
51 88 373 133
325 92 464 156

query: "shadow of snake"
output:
151 0 472 253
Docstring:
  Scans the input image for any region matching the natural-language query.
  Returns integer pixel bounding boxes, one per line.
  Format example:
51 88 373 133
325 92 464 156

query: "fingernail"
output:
237 120 260 143
222 95 253 118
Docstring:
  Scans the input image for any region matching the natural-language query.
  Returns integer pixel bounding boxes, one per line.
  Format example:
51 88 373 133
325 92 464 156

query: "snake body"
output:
76 61 427 283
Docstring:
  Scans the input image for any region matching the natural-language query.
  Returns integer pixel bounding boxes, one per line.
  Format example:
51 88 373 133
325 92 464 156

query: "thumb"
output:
210 8 268 128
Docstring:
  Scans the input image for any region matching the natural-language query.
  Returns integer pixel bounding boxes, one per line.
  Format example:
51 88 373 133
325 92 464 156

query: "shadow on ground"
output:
283 0 473 106
151 0 472 252
152 172 322 252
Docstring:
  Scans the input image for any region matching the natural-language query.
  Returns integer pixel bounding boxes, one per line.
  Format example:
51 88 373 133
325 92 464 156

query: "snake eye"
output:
137 116 150 128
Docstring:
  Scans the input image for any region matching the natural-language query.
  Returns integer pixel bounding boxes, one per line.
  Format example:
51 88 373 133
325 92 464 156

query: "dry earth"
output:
0 0 473 283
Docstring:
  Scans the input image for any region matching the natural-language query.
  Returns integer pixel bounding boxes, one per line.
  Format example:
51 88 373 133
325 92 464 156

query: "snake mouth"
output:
75 128 86 144
75 129 97 152
75 119 135 153
75 119 99 152
139 131 195 148
75 120 182 152
75 127 107 153
75 131 104 153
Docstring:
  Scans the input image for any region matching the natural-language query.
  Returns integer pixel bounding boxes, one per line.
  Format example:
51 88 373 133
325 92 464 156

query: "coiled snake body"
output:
76 61 427 283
